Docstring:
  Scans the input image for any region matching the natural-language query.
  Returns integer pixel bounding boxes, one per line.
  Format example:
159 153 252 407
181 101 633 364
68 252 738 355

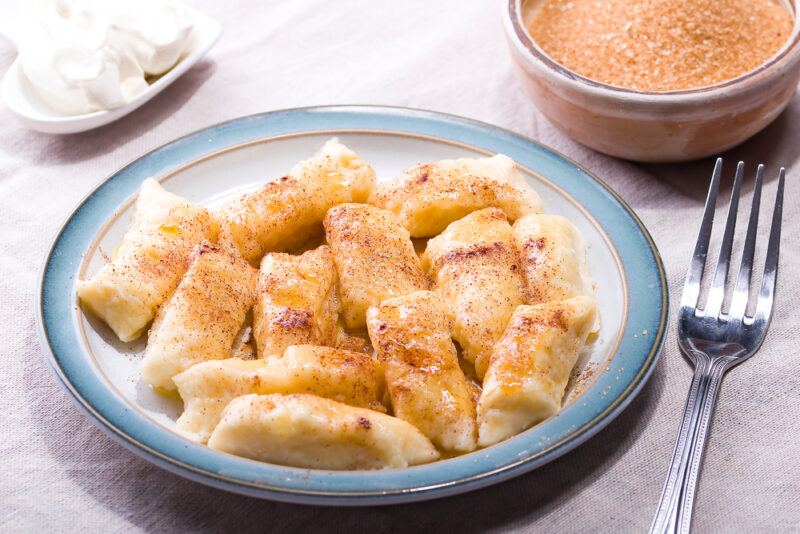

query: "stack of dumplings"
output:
77 138 598 470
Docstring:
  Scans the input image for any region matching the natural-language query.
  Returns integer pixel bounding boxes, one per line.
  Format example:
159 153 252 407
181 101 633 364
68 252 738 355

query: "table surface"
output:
1 1 799 532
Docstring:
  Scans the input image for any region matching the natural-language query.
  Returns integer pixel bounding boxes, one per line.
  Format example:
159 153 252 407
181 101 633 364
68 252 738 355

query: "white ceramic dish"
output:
39 107 667 504
0 7 221 134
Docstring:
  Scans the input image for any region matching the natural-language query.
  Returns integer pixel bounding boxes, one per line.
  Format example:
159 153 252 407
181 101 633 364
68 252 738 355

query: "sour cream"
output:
17 0 194 115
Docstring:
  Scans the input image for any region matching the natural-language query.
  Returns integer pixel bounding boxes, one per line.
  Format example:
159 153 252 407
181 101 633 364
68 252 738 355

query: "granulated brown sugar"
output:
527 0 794 92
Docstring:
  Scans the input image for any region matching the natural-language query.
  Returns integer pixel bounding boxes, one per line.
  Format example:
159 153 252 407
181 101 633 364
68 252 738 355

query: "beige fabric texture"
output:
1 1 798 532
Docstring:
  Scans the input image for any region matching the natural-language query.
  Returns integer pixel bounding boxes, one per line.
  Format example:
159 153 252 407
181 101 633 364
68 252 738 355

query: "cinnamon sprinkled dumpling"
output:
216 139 376 264
512 214 594 304
324 203 429 330
140 243 257 390
422 208 526 379
368 154 542 237
76 178 219 342
477 296 597 447
367 290 477 452
173 344 386 443
253 245 339 358
208 394 439 470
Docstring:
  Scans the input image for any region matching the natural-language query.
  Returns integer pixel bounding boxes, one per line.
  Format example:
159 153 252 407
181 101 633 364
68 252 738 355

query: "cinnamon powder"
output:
528 0 794 91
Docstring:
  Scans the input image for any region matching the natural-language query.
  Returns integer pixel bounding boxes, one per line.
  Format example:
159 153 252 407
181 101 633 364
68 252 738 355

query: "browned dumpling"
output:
513 214 594 303
216 139 376 264
477 296 597 447
208 394 440 470
368 154 543 237
422 208 526 379
324 203 429 330
367 290 477 452
173 344 387 443
253 245 339 358
140 243 257 390
76 178 219 342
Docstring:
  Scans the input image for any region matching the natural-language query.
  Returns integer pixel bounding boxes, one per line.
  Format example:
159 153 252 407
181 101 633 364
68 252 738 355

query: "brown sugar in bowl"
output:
503 0 800 162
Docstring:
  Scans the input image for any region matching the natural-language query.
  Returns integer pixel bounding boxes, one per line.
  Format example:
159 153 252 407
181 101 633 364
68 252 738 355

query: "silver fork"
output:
649 159 785 534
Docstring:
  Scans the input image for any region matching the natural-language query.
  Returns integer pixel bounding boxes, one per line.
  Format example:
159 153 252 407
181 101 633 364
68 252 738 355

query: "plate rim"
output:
37 105 668 505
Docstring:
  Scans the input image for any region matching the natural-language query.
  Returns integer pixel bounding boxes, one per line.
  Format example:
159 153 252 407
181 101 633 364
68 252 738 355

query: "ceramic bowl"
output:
1 7 221 134
503 0 800 162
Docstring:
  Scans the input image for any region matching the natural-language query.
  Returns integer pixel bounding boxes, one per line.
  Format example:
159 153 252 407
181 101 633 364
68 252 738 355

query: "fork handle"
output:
650 354 728 534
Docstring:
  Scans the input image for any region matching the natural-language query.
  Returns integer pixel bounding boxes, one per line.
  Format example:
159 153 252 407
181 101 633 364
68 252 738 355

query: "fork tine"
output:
753 168 785 326
680 158 723 310
728 164 764 321
704 161 744 319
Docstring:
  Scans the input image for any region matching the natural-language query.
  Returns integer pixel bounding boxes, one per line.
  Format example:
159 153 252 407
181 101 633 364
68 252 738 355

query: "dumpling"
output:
216 139 376 263
368 154 542 237
253 245 339 358
302 138 375 206
513 214 594 303
477 296 597 447
140 243 257 390
422 208 526 379
207 394 440 469
367 290 477 452
76 178 218 342
173 344 386 443
324 203 429 330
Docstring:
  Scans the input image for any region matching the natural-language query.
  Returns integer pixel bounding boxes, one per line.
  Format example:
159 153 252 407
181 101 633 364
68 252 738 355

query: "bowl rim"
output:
504 0 800 102
36 105 669 505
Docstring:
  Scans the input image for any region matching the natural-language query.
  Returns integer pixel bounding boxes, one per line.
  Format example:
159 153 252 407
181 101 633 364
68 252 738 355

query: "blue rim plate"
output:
37 105 668 505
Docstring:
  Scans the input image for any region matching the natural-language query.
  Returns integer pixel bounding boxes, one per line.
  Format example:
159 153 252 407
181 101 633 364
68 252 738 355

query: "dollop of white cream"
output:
17 0 194 115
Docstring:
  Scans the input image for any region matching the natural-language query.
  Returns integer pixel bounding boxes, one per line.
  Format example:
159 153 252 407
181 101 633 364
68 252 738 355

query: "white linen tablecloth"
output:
1 1 798 532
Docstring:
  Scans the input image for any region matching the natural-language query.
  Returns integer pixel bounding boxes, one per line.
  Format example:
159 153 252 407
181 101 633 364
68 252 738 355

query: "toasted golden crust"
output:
76 179 219 342
207 394 439 469
367 291 477 452
368 154 542 237
253 245 339 358
513 214 594 303
477 296 597 447
422 208 526 379
217 139 376 264
140 243 257 390
324 203 429 329
173 344 387 442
